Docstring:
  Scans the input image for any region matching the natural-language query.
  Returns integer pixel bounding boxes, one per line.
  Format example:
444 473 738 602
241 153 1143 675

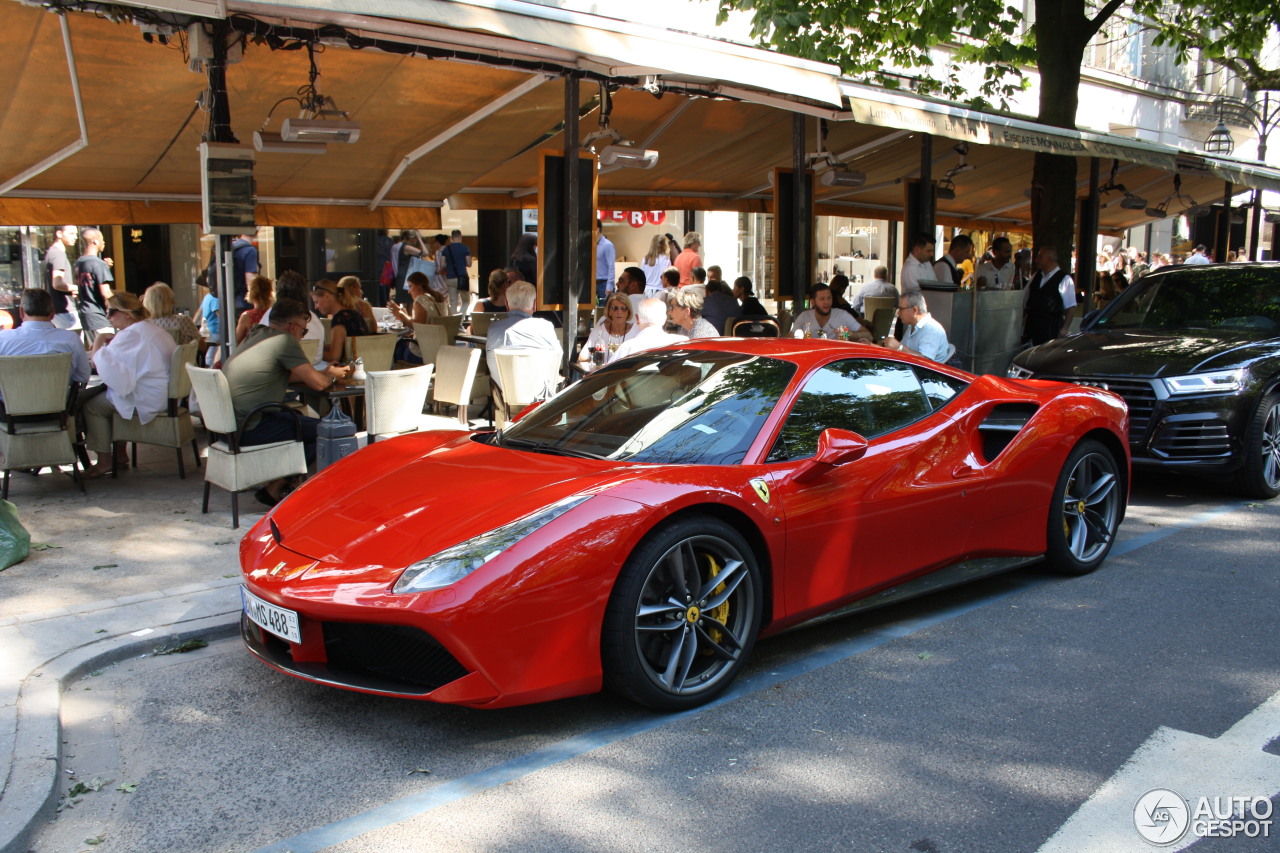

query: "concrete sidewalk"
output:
0 449 255 853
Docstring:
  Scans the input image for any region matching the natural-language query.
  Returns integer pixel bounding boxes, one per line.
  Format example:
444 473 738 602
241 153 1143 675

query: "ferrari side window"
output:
916 368 969 411
768 360 931 461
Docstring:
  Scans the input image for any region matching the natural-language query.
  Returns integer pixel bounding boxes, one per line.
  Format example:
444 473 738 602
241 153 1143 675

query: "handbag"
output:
406 255 435 279
379 261 394 287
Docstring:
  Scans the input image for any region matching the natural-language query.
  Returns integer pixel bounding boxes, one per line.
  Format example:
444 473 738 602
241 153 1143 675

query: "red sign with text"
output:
598 210 667 228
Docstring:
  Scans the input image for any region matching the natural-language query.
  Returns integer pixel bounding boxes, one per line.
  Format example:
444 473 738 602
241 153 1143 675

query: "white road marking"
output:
1037 690 1280 851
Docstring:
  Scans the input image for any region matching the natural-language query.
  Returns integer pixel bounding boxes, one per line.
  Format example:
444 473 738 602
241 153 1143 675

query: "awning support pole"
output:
1217 181 1233 263
1077 157 1100 312
561 74 580 370
791 113 808 308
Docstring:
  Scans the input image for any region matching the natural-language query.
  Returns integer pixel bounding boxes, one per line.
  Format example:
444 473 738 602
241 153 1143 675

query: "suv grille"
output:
1150 420 1232 459
1043 376 1158 443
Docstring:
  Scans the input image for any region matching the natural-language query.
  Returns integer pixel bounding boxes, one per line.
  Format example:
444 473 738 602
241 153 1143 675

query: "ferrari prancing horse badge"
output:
750 478 770 504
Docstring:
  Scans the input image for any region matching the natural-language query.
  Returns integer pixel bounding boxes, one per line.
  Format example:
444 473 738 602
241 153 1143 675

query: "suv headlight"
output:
1162 369 1245 396
1007 363 1034 379
393 495 591 593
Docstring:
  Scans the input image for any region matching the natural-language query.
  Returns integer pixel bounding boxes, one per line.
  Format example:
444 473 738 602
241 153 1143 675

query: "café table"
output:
290 379 368 430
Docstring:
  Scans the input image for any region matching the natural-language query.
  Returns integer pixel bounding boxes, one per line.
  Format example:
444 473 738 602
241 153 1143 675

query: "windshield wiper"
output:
500 436 608 460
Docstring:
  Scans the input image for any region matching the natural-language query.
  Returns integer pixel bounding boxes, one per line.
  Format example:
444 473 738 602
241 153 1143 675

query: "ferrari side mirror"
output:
795 428 868 482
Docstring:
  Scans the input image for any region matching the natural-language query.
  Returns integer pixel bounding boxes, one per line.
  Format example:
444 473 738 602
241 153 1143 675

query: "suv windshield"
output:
497 350 796 465
1092 266 1280 335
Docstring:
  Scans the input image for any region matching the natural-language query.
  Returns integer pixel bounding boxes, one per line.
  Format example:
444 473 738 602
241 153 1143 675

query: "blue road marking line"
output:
251 501 1245 853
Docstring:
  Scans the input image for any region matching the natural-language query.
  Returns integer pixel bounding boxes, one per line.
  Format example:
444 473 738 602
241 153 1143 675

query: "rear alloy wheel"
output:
1234 392 1280 499
602 517 762 711
1045 439 1123 575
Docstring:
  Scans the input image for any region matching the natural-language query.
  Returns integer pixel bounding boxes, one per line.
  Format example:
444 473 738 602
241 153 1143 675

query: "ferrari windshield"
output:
1091 267 1280 335
496 350 796 465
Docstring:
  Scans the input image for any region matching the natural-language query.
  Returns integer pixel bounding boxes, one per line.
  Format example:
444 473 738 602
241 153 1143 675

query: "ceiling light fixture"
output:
254 41 360 154
582 84 658 169
808 120 867 188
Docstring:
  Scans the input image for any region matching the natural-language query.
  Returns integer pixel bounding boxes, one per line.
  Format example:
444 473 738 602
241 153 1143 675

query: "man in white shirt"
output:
1023 246 1078 345
932 234 974 286
974 236 1017 290
899 233 936 294
884 291 957 364
486 282 561 391
612 299 686 360
793 282 872 341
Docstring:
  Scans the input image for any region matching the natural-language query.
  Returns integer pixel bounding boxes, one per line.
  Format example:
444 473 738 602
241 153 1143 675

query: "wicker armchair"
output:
365 364 433 443
0 353 84 498
186 365 308 528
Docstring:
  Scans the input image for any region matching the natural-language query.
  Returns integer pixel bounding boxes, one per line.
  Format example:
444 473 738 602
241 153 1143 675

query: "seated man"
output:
485 281 560 392
612 298 688 361
884 291 960 366
794 282 872 341
700 280 740 335
852 266 899 315
0 289 91 406
222 299 352 506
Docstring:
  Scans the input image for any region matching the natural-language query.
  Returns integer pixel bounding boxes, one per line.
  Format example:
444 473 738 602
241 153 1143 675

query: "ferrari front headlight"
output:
1162 369 1245 396
392 495 591 594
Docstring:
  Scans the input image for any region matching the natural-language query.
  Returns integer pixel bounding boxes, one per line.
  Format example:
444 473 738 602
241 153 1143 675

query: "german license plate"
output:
241 586 302 644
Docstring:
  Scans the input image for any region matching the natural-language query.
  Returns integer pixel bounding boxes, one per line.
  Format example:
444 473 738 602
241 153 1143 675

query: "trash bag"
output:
0 499 31 570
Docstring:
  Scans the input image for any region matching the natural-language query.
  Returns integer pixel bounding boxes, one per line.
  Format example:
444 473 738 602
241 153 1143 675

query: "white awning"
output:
838 80 1280 193
232 0 845 106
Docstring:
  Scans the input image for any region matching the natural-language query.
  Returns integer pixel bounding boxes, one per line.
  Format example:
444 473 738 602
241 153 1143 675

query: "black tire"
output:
601 516 762 711
1233 392 1280 499
1044 439 1123 576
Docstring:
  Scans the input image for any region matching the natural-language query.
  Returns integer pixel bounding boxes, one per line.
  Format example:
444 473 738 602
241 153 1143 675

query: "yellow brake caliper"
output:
703 554 729 649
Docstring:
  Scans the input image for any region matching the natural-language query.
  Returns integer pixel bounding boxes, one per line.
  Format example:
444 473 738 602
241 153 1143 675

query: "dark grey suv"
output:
1009 263 1280 498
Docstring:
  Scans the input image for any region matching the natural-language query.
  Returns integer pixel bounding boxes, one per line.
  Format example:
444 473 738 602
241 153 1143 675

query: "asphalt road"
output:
27 475 1280 853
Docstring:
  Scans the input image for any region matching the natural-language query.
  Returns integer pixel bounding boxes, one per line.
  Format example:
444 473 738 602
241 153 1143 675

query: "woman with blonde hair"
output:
235 274 275 344
339 275 378 331
80 292 178 476
310 278 370 363
577 292 638 368
142 282 201 347
667 287 718 339
640 234 670 294
674 231 703 287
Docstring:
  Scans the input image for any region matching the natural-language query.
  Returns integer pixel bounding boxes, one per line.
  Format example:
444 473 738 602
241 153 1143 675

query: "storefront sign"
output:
598 210 667 228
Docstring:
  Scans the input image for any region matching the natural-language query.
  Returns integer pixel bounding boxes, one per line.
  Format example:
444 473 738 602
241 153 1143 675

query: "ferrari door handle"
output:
952 465 980 479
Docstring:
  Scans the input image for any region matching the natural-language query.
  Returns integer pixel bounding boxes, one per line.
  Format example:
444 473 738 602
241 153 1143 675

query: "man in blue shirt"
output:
441 229 473 314
231 232 259 311
595 222 616 305
0 289 91 403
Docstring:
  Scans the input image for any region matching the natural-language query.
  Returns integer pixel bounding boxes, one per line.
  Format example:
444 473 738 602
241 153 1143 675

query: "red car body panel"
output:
240 339 1129 708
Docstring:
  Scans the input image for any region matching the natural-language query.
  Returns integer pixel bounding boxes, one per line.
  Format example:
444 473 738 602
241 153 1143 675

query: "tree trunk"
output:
1031 0 1091 266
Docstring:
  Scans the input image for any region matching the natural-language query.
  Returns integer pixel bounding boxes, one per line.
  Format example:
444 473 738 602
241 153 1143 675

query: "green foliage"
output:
715 0 1036 106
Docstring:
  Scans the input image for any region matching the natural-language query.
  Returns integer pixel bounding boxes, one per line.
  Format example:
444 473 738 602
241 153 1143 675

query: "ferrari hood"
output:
1015 329 1274 378
264 431 624 570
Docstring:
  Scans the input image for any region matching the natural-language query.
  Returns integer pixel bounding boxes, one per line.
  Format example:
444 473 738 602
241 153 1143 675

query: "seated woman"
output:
667 288 719 339
310 278 370 364
235 274 275 345
339 275 378 332
143 282 201 350
473 269 510 312
390 272 449 363
80 292 178 477
577 292 638 369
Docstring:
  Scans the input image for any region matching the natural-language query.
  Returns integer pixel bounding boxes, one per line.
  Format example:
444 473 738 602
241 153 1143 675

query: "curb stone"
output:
0 611 240 853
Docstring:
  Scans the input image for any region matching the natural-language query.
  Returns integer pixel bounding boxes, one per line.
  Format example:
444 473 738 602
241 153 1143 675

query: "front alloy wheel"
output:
1234 392 1280 499
1045 439 1123 575
602 517 762 710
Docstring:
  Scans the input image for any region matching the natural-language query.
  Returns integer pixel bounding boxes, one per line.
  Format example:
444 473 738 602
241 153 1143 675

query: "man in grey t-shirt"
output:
44 225 81 330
